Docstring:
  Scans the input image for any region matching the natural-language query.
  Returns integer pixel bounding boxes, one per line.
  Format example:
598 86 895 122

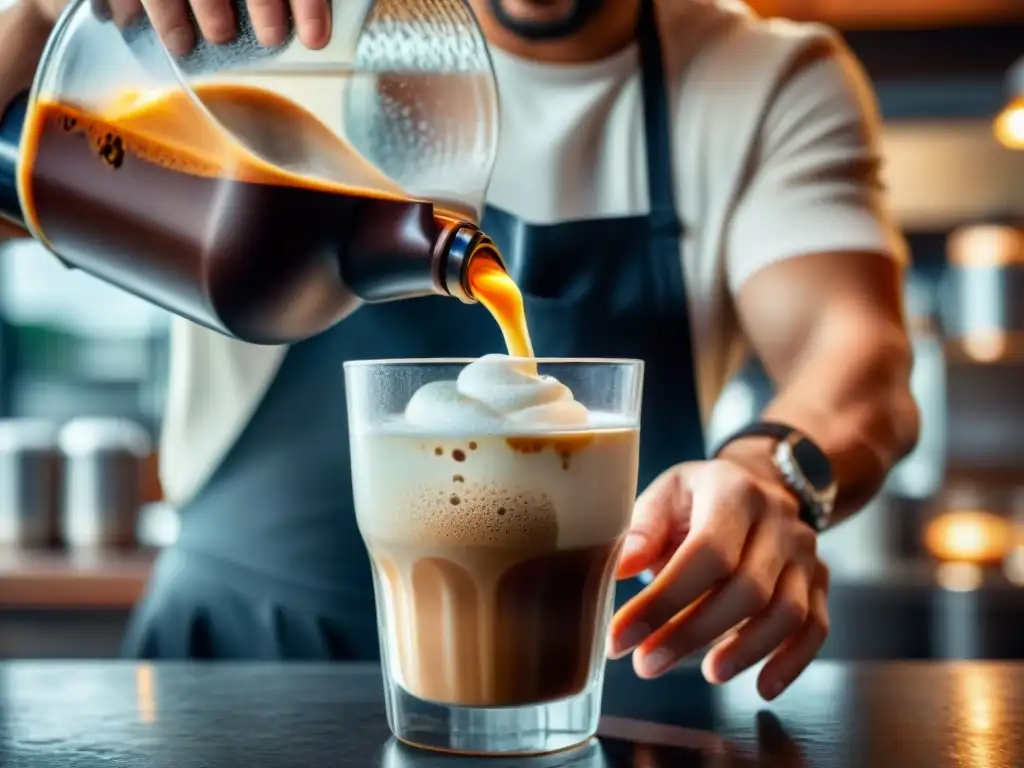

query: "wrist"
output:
718 437 793 496
713 423 838 532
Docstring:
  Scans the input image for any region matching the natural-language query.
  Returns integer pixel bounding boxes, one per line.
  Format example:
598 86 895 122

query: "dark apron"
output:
121 0 706 660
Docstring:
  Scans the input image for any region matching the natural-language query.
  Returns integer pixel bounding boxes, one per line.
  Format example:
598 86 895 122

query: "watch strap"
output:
711 421 795 456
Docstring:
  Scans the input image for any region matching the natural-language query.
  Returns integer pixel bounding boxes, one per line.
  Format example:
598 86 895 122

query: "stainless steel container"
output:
945 223 1024 363
944 224 1024 473
0 419 62 548
59 417 152 549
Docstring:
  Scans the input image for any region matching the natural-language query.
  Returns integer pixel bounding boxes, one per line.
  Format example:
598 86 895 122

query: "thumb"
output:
617 464 694 579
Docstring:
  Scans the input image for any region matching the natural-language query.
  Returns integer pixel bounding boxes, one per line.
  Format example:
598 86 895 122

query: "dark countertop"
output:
2 659 1022 767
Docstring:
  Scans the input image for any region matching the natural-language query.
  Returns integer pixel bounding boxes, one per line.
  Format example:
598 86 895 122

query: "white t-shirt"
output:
158 0 906 506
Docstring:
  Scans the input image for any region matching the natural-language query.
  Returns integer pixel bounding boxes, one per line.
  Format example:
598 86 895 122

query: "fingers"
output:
756 562 830 700
632 515 795 679
609 464 756 660
609 458 828 699
189 0 237 44
289 0 331 49
91 0 113 20
616 467 688 580
246 0 290 47
140 0 196 54
104 0 146 27
140 0 331 56
701 563 811 684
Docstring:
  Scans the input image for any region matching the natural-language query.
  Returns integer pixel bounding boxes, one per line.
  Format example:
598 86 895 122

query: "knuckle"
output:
790 524 818 558
776 491 800 518
817 561 831 588
707 462 764 515
810 611 831 642
707 460 747 490
778 597 809 630
741 574 774 612
701 537 741 576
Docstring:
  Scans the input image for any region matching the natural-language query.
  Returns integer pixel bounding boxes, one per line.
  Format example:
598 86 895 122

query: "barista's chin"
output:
488 0 606 40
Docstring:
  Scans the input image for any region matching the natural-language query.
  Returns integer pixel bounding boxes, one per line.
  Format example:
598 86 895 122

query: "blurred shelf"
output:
0 547 154 610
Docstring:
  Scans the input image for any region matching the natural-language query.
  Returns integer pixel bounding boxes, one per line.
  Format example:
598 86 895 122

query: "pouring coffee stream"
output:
0 83 531 349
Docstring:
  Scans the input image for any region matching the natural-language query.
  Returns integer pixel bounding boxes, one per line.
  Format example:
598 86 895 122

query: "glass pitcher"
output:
0 0 502 344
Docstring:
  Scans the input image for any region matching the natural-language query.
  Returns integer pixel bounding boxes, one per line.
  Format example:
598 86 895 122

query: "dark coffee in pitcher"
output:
4 84 495 344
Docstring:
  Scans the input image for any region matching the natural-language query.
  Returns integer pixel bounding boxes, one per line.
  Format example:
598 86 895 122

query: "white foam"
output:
400 354 622 434
351 355 642 550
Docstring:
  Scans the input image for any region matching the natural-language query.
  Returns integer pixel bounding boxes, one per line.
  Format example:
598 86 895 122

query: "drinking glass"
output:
345 358 643 755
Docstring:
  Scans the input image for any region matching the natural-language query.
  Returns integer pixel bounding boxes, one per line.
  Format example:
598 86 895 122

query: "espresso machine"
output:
923 221 1024 659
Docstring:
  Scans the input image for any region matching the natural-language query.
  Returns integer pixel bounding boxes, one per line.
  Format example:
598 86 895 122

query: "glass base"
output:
384 672 605 756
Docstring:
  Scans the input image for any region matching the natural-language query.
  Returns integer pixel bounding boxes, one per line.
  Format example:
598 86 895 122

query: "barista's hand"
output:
97 0 330 56
608 450 830 701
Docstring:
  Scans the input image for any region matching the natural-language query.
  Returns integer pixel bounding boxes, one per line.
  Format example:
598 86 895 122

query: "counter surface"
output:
1 660 1021 767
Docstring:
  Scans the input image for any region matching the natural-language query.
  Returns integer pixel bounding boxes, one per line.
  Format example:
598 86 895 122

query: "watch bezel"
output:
773 433 837 530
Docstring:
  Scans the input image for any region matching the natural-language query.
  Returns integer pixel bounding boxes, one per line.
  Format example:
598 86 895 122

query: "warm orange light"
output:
995 96 1024 150
136 664 157 724
924 511 1013 565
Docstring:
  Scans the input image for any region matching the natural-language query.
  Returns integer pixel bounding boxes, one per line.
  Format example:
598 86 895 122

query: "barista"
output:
0 0 918 700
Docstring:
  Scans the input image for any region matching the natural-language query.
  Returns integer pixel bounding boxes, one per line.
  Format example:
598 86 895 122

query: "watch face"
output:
791 438 833 492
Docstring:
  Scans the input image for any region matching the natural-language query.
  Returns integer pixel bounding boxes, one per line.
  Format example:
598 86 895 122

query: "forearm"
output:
723 316 919 526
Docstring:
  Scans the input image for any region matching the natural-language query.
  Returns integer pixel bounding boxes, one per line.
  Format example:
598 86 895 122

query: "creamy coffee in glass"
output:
345 355 642 755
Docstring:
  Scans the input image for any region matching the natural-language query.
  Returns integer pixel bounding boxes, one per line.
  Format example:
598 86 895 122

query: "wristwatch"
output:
713 422 837 532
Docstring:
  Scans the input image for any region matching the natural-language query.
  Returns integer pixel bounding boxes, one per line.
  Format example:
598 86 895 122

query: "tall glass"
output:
345 358 643 755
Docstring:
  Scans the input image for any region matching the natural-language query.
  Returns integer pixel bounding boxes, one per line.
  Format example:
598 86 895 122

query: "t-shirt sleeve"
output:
725 35 908 295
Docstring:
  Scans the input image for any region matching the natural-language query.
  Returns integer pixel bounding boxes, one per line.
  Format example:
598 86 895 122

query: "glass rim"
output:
343 357 644 369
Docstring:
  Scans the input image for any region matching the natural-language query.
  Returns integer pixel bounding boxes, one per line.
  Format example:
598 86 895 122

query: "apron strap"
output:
635 0 707 459
636 0 681 237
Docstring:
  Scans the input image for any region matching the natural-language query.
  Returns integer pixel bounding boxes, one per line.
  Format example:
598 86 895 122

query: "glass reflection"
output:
952 666 1005 768
378 736 611 767
135 664 157 724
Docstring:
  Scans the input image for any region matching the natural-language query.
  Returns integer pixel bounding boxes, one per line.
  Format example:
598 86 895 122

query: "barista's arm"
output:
723 252 918 525
719 38 919 525
610 36 917 700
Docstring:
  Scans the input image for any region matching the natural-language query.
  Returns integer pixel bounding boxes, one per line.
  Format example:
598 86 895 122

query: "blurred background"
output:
1 0 1023 661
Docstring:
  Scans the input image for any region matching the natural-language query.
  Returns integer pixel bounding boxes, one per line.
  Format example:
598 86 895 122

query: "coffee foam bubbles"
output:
403 482 559 549
403 354 590 432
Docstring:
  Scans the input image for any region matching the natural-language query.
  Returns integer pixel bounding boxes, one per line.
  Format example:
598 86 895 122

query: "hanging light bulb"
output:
924 510 1014 566
995 57 1024 150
